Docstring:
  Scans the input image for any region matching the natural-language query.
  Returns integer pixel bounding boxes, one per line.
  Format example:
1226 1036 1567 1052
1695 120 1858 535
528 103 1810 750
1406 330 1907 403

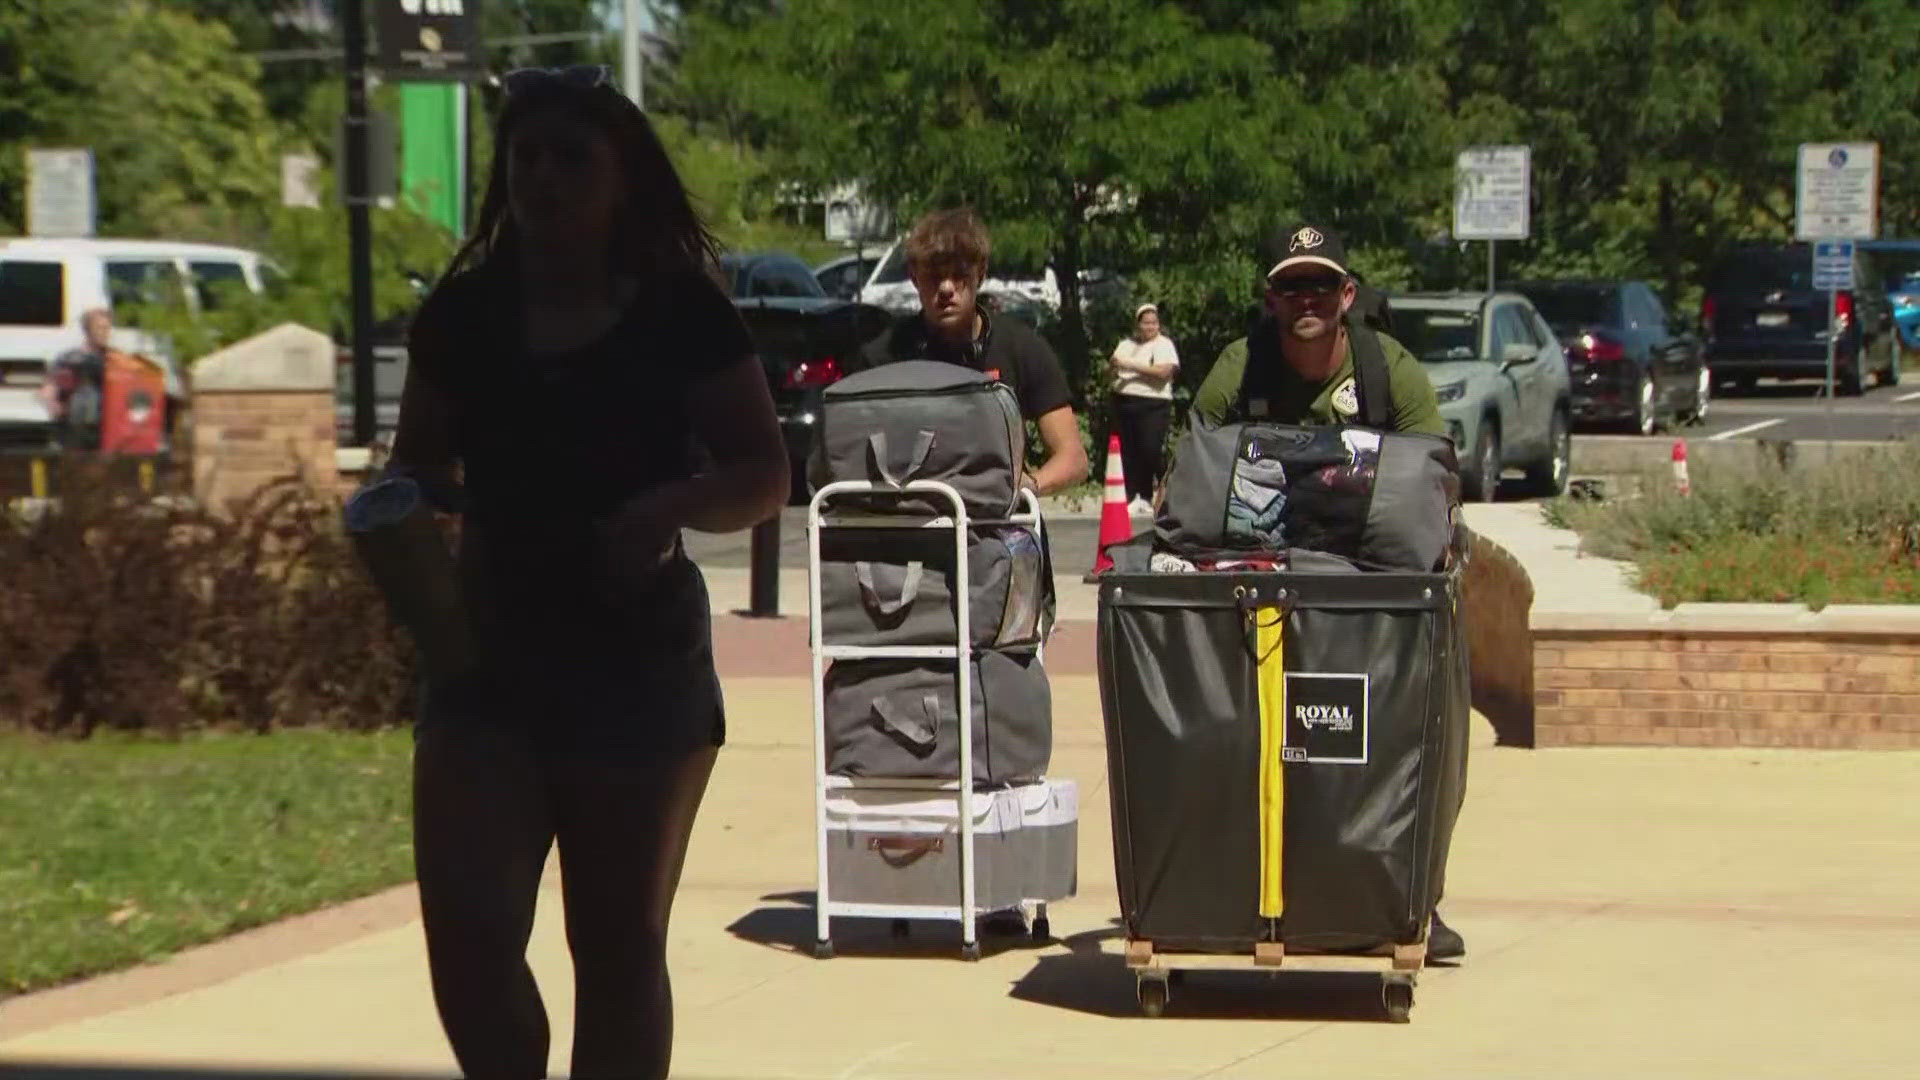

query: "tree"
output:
676 0 1286 390
0 1 281 239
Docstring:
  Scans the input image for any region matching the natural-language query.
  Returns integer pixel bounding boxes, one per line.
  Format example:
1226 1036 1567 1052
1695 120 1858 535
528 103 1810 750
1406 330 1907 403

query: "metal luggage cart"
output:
807 479 1052 961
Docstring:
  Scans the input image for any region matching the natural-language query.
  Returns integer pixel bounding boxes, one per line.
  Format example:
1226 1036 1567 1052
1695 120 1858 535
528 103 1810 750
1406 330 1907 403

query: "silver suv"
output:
1387 291 1573 500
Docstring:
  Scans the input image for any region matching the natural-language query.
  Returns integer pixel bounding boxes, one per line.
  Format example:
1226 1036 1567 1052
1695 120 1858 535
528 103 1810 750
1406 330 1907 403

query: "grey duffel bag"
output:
824 648 1052 784
809 360 1026 519
1155 422 1461 572
819 524 1052 649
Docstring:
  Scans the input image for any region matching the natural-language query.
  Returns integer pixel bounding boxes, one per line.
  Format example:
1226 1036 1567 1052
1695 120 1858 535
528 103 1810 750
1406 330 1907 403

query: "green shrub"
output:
1 459 417 737
1632 532 1920 609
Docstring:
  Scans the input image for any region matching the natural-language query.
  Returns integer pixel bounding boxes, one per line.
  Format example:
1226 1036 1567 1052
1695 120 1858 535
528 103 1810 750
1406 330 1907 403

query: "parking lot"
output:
1689 376 1920 443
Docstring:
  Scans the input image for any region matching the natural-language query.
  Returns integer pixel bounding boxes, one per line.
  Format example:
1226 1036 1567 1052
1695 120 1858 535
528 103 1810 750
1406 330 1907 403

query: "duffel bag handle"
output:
868 430 937 489
872 693 941 750
854 561 925 617
868 834 944 868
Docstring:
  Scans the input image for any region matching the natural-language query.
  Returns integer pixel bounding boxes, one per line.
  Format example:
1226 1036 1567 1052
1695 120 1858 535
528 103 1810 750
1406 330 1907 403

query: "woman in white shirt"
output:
1108 303 1179 515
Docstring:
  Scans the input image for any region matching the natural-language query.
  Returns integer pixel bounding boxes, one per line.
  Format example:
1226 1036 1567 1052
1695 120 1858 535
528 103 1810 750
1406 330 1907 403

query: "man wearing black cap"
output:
1190 224 1465 964
1191 224 1442 436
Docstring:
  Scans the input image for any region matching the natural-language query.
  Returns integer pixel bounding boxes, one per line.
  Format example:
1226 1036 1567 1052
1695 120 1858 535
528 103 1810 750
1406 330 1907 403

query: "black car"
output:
1508 279 1709 435
718 252 891 502
1700 242 1897 396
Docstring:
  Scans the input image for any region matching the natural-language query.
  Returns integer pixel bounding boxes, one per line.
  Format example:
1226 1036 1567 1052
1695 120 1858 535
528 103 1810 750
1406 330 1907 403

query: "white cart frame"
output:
807 479 1049 960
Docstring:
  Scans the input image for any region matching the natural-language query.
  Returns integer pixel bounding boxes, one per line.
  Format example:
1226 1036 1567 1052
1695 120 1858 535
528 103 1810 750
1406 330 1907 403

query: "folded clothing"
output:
1149 551 1198 573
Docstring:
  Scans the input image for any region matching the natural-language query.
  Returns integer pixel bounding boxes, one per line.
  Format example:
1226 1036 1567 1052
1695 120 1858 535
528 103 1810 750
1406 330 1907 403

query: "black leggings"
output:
412 720 717 1080
1110 395 1172 503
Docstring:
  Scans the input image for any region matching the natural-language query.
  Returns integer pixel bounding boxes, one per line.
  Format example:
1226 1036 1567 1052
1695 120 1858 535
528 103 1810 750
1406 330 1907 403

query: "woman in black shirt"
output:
389 65 787 1080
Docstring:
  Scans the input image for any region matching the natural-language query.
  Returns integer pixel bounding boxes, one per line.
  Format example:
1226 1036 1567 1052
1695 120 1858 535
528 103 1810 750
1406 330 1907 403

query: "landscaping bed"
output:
1 461 426 996
1546 438 1920 608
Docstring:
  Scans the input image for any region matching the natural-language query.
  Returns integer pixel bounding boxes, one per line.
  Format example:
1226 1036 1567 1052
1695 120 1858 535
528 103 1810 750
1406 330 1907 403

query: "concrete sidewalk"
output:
5 678 1918 1079
1457 501 1658 615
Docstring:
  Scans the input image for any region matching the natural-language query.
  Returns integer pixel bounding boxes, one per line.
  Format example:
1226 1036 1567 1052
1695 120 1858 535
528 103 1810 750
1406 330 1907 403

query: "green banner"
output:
400 83 465 237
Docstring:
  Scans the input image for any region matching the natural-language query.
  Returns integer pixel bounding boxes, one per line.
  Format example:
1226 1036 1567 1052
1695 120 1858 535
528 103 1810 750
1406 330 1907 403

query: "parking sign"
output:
1796 143 1878 241
1812 240 1854 292
1454 146 1531 241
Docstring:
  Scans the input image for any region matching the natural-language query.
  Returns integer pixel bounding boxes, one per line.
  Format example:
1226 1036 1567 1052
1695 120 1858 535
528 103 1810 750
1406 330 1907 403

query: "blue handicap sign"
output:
1813 239 1855 291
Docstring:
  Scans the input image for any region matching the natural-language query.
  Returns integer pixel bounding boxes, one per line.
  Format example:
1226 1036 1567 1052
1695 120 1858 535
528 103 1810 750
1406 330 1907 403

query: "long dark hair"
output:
441 76 720 284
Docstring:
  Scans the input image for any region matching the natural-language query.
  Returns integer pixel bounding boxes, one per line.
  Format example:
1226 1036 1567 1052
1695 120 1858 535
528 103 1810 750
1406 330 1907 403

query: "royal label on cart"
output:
1280 673 1370 765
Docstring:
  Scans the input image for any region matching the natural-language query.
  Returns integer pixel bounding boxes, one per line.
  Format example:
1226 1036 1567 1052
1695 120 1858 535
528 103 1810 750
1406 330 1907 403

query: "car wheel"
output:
1687 365 1712 423
1839 353 1865 397
1526 409 1571 497
1463 422 1500 503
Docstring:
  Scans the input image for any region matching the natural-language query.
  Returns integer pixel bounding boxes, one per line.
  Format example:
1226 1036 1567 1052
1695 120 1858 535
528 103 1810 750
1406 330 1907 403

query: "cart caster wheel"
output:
961 942 982 962
890 918 911 939
1137 977 1169 1018
812 939 834 961
1382 980 1414 1023
1030 916 1051 942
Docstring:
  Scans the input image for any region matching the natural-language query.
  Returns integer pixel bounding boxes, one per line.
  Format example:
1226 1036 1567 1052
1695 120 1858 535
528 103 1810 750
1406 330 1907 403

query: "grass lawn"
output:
0 727 416 997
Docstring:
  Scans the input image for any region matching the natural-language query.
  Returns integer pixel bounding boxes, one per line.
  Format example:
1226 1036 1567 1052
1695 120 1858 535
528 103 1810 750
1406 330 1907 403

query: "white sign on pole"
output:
26 148 96 238
1453 146 1531 241
1812 239 1855 292
281 153 322 209
1796 142 1878 241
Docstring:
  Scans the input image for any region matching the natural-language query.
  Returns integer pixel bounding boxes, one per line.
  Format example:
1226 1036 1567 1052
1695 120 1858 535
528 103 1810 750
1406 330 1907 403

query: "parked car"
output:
0 237 272 451
1699 242 1897 395
1895 272 1920 354
1386 291 1573 501
1507 278 1708 435
814 251 882 301
1860 241 1920 358
719 251 891 502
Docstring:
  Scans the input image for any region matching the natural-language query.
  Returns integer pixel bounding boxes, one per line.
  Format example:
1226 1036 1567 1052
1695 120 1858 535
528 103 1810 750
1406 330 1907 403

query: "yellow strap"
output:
1255 608 1285 919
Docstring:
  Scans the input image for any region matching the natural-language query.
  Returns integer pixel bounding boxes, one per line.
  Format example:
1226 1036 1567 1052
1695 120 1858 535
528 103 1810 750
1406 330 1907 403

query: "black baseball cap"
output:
1266 223 1351 280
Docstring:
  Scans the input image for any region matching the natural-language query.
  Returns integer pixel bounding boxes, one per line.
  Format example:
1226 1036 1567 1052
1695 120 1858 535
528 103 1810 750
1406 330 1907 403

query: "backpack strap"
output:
1230 314 1278 424
1348 324 1395 430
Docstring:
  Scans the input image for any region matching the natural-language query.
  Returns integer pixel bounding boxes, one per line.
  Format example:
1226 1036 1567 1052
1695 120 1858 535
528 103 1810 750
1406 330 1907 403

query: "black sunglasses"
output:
500 64 616 98
1269 273 1347 297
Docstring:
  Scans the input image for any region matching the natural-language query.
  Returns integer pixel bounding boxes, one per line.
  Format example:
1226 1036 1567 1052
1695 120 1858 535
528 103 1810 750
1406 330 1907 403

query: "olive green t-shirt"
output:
1192 328 1446 436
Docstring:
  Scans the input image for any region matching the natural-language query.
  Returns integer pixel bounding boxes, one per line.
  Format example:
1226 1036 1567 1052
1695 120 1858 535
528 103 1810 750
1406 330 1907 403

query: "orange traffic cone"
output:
1094 434 1131 574
1672 438 1691 496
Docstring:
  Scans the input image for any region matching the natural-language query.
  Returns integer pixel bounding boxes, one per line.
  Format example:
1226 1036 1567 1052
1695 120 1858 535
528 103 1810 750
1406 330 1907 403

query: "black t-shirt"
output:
854 310 1074 421
406 261 753 748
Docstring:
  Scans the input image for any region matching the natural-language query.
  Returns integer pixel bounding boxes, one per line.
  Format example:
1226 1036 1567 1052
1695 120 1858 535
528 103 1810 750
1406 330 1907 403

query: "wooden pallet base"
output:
1123 923 1430 977
1124 934 1425 1022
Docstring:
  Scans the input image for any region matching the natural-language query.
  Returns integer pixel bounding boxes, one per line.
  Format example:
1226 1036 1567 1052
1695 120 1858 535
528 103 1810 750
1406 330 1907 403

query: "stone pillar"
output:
188 323 338 515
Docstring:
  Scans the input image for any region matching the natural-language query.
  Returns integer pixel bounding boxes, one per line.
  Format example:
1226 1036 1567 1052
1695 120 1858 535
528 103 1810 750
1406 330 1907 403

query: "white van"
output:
0 237 271 445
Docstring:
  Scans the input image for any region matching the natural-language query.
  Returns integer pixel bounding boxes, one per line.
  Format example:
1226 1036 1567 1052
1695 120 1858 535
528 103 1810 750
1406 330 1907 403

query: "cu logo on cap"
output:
1290 227 1324 252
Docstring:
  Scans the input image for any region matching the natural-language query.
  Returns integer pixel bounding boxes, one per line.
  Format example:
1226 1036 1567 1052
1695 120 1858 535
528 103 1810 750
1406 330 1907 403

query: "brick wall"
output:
187 324 338 516
191 391 336 514
1534 608 1920 749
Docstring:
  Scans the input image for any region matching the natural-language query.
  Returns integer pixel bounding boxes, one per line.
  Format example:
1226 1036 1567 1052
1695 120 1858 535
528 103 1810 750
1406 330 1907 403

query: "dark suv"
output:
718 251 891 502
1700 242 1897 395
1508 279 1709 435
